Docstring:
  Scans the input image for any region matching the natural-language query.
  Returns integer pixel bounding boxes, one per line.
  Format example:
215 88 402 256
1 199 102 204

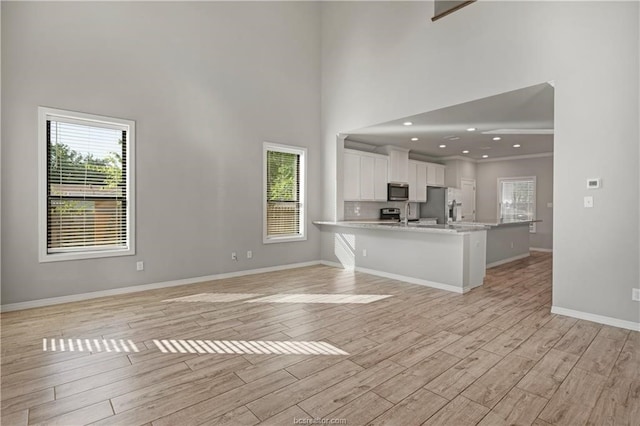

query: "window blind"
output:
47 119 128 253
266 150 301 237
499 179 536 222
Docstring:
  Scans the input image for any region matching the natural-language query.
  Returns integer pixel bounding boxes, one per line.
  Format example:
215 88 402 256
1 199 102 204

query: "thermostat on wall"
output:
587 178 601 189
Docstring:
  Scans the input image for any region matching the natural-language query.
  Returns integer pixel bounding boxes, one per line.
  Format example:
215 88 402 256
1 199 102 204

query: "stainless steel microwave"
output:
387 182 409 201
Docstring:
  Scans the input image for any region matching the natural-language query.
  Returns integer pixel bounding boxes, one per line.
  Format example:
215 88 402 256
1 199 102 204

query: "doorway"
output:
461 178 476 222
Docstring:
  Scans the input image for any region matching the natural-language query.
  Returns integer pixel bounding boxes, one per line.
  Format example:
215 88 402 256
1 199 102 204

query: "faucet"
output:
403 201 410 225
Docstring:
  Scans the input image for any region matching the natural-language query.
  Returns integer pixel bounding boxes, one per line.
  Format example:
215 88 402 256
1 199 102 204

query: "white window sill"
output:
263 235 307 244
39 247 135 263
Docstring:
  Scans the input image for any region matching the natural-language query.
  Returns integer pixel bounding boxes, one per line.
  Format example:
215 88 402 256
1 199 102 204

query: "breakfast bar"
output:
314 221 488 293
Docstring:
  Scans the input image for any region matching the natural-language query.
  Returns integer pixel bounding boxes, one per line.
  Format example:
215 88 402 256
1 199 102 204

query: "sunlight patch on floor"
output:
162 293 262 303
245 294 392 304
152 339 349 355
162 292 393 305
43 338 139 353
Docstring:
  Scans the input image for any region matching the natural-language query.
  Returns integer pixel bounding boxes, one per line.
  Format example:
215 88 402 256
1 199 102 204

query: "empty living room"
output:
1 1 639 425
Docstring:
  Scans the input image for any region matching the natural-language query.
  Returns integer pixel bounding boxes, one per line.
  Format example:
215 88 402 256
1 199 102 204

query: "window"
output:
38 107 135 262
263 142 306 243
498 176 536 233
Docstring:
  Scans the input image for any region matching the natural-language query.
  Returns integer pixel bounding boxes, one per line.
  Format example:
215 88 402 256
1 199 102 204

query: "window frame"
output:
38 107 136 262
497 176 537 233
263 142 307 244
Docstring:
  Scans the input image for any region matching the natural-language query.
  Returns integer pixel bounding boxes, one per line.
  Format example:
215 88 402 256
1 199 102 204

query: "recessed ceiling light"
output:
493 137 501 141
467 127 476 132
513 144 521 148
439 144 447 148
462 150 469 154
411 137 419 141
482 154 489 158
403 121 413 126
448 136 460 141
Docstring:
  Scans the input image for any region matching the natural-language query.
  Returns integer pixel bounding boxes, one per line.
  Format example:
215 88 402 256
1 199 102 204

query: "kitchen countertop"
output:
313 220 489 234
456 219 541 227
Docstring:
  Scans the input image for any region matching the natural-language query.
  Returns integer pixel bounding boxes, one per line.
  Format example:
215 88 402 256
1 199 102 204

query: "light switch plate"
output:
632 288 640 302
584 196 594 208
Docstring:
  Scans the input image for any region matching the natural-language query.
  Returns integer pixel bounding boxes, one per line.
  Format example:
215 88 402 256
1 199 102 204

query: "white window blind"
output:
264 143 306 243
39 108 135 261
498 176 537 232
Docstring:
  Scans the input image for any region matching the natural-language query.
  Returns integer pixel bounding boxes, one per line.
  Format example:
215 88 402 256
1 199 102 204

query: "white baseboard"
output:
530 247 553 253
486 253 530 269
320 260 345 269
551 306 640 332
320 260 466 294
0 261 321 313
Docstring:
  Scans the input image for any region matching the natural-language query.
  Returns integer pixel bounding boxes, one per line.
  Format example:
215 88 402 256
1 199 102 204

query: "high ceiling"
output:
345 82 554 161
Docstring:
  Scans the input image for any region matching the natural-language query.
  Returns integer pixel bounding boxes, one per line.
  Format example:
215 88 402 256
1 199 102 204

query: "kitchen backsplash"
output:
344 201 420 220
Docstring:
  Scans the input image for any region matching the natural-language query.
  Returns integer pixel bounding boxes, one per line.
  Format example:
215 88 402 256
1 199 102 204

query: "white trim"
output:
440 153 553 163
530 247 553 253
479 152 553 163
487 253 530 268
440 155 473 162
38 107 136 263
551 306 640 332
320 260 344 269
263 141 307 244
0 261 321 313
320 261 467 294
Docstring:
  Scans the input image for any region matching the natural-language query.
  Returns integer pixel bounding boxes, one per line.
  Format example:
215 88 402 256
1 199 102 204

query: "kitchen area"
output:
315 83 553 293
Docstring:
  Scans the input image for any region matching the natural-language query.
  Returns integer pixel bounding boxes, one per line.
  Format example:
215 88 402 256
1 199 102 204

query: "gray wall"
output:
476 156 553 250
321 2 639 324
1 2 321 304
445 159 476 189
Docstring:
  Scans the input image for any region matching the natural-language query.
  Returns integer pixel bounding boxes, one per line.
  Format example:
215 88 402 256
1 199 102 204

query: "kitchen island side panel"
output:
486 224 531 267
318 224 487 292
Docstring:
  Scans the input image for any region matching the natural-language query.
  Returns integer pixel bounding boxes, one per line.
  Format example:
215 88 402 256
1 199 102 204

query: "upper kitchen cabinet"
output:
408 160 428 202
378 145 410 183
343 149 388 201
427 163 446 186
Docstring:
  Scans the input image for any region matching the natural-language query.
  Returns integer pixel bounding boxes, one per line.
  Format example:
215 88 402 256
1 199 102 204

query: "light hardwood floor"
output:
1 252 638 425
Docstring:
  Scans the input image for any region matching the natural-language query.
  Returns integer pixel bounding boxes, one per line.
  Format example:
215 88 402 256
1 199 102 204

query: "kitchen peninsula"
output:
465 219 540 268
314 221 488 293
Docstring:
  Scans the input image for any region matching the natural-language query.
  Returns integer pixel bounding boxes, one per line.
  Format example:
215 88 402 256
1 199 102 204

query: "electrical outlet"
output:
584 196 594 208
231 252 237 261
362 249 367 257
136 261 144 271
632 288 640 302
510 242 514 249
247 251 252 259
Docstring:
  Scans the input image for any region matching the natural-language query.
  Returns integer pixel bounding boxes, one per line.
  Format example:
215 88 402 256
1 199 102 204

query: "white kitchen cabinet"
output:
343 149 388 201
373 157 388 201
343 151 361 201
359 155 375 200
378 146 409 183
408 160 428 202
426 164 436 186
426 163 446 187
435 165 446 186
408 161 417 201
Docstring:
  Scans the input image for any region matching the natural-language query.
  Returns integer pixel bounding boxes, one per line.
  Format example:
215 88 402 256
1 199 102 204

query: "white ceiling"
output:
345 82 554 161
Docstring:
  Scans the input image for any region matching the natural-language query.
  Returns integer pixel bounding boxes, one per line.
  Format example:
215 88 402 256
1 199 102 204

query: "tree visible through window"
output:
498 177 536 232
264 143 306 242
39 107 135 261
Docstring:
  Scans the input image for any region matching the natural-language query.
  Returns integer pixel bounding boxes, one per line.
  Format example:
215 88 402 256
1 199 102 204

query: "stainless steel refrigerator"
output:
420 186 463 224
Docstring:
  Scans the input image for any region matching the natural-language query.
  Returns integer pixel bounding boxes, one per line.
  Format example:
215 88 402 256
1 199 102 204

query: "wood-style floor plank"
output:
477 387 548 426
0 252 637 425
